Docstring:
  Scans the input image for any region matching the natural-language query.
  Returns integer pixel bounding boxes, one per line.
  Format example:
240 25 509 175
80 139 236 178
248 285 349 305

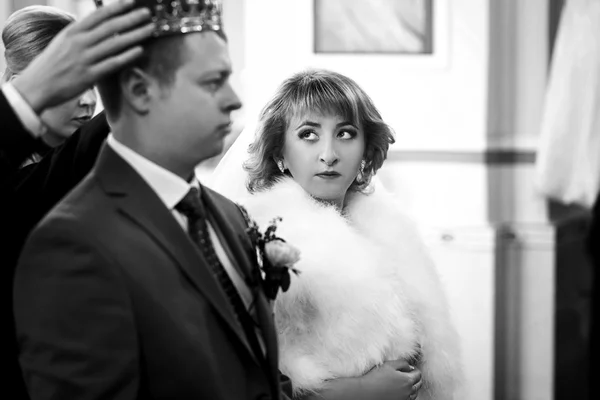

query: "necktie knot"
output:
176 187 205 220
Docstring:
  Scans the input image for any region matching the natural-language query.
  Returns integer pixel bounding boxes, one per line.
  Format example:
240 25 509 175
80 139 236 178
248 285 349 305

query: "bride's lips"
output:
315 171 341 179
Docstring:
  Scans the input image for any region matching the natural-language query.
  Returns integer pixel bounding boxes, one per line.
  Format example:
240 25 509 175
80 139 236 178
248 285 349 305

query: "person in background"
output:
0 1 153 398
1 5 97 169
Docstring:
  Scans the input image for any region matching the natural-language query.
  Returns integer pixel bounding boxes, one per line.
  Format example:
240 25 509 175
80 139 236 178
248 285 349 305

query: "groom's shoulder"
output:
203 184 233 203
202 184 245 216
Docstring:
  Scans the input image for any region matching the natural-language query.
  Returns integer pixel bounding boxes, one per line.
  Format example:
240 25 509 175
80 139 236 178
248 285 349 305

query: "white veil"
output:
207 120 259 201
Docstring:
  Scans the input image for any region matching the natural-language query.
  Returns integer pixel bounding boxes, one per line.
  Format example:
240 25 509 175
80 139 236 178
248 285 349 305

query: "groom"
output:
13 1 290 399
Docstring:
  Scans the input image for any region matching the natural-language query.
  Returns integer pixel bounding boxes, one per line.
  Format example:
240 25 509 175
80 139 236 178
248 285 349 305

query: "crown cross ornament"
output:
94 0 223 37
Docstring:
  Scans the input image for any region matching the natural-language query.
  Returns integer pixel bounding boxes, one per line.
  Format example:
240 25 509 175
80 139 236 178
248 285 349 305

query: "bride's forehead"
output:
287 108 355 125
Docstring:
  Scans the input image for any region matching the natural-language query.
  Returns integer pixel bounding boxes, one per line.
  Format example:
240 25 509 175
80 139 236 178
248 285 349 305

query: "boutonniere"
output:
239 207 301 301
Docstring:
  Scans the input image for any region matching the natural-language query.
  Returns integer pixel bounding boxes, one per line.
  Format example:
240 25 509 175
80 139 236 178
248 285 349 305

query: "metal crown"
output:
149 0 222 37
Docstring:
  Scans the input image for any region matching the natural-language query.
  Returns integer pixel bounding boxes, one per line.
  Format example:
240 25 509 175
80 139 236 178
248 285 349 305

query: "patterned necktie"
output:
175 187 264 363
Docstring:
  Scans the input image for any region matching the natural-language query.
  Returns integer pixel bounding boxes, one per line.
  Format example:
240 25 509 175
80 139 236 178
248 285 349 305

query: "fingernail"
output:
124 0 135 6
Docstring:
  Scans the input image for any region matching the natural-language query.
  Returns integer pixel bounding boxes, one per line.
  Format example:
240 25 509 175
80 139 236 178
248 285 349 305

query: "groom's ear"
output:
119 67 155 115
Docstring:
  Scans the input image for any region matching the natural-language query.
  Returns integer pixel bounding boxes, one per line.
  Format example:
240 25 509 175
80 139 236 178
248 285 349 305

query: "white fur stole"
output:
238 178 462 399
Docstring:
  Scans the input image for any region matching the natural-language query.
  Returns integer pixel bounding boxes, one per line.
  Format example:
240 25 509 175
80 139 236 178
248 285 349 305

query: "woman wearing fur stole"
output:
211 69 462 400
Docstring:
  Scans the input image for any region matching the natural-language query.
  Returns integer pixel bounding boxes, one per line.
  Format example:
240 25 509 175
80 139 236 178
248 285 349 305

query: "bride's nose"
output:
319 138 339 166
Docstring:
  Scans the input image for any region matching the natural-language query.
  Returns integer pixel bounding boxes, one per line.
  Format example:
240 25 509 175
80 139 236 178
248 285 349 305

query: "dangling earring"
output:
356 160 366 182
277 159 285 173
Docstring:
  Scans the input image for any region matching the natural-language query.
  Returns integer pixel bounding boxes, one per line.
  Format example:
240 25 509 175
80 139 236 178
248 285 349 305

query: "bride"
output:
210 69 462 399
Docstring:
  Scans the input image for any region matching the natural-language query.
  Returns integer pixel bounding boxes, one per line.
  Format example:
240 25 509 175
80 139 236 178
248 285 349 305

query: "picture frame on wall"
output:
311 0 449 71
314 0 435 55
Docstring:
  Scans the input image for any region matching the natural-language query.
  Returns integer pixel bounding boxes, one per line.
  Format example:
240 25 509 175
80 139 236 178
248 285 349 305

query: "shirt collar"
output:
107 134 200 210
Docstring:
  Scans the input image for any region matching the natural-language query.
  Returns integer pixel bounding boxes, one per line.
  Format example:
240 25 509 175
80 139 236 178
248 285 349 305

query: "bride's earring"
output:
277 159 285 173
357 160 366 182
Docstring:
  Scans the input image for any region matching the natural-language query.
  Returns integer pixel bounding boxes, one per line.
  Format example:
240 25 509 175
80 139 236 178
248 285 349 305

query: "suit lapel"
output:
94 146 259 365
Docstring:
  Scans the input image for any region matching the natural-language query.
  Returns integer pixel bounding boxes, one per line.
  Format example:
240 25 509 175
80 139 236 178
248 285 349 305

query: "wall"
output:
240 0 490 151
236 0 550 225
0 0 561 398
233 1 555 399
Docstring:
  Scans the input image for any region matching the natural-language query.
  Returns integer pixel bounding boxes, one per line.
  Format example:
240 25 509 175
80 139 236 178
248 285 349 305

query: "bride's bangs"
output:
286 76 361 126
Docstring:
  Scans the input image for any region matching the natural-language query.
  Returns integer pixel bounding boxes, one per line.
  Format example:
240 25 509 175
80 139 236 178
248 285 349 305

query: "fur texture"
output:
239 178 462 399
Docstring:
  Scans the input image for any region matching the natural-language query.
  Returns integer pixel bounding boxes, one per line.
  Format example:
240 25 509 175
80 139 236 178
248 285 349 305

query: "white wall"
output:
487 0 549 149
229 2 555 399
239 0 491 151
422 224 498 400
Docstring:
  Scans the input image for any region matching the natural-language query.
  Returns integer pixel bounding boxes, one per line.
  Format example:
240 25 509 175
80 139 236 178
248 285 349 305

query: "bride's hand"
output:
298 359 422 400
359 359 423 400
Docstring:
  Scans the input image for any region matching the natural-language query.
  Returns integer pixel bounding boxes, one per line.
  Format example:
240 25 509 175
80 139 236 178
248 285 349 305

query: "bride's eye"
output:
298 130 318 141
337 130 357 139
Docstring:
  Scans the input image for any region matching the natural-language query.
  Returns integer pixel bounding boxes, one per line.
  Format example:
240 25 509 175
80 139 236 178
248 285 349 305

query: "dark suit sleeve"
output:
13 216 140 400
2 112 109 268
7 111 109 198
0 90 40 184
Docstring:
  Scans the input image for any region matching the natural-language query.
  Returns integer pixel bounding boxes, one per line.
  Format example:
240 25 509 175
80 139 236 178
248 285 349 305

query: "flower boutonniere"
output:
239 207 301 301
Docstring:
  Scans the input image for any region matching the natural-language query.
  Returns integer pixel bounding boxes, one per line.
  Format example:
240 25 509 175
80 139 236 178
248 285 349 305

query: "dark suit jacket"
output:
0 90 41 184
3 110 110 240
2 104 110 267
588 199 600 398
1 93 110 400
14 145 290 400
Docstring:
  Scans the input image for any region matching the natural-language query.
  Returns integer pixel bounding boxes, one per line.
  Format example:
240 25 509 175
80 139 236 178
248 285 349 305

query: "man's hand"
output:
13 0 153 114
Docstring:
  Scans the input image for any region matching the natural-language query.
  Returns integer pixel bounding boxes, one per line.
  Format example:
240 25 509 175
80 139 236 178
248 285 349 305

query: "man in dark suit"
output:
2 2 152 399
13 1 291 399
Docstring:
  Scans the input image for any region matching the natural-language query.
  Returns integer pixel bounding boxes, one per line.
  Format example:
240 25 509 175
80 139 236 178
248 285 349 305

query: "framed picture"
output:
314 0 435 55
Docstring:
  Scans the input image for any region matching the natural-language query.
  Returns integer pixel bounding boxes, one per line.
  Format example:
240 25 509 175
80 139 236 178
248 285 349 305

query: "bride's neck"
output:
312 196 345 212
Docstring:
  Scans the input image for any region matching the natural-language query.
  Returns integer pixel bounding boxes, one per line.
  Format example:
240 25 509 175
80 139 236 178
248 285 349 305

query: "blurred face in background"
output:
40 88 97 144
2 5 92 147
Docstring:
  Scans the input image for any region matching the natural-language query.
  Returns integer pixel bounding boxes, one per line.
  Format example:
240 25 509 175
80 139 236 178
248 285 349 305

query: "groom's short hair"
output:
96 35 185 118
97 30 226 119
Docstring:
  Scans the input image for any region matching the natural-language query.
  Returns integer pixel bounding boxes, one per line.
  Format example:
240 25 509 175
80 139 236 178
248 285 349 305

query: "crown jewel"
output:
96 0 223 37
152 0 222 37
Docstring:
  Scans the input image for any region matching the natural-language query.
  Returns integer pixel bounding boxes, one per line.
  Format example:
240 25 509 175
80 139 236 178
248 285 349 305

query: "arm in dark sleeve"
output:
8 110 109 200
0 90 40 183
13 216 139 400
2 112 110 266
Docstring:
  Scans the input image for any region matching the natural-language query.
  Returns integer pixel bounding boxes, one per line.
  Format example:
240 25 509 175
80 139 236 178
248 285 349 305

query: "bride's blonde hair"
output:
244 69 395 193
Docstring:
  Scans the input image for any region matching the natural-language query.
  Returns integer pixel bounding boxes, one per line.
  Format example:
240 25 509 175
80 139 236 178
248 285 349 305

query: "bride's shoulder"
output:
347 187 417 229
235 178 320 226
